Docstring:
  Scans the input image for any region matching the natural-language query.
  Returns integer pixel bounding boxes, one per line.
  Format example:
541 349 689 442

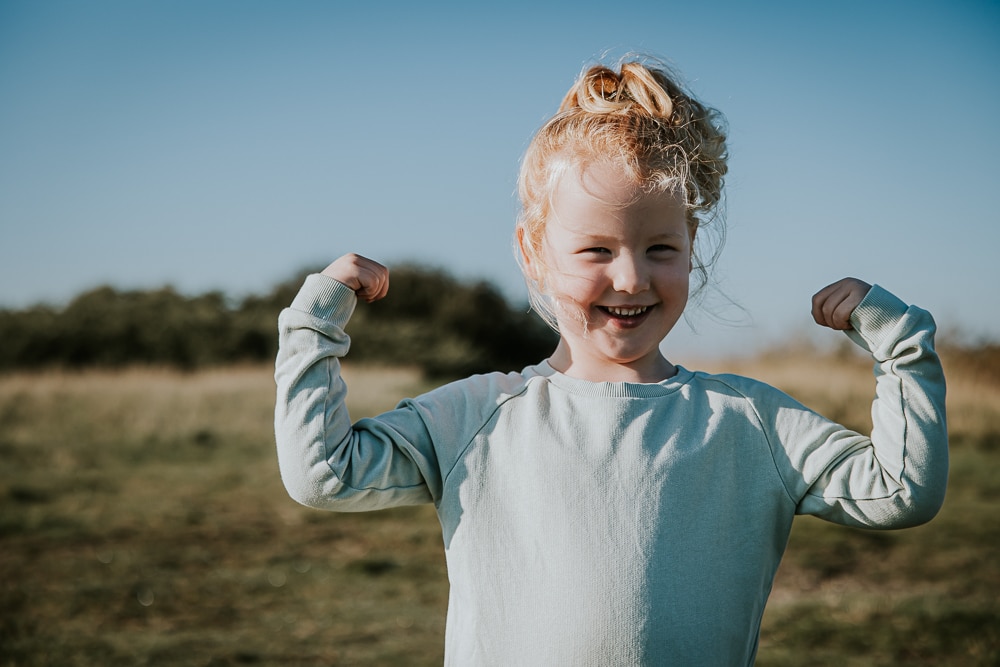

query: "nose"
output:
610 253 649 294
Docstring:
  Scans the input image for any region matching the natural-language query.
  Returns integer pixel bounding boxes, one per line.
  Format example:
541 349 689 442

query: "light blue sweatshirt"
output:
274 275 948 666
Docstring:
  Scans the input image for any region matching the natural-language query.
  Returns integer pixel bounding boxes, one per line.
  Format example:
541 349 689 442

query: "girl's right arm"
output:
274 254 440 511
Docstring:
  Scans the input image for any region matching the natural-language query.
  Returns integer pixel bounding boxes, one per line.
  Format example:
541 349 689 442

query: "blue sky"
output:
1 0 998 359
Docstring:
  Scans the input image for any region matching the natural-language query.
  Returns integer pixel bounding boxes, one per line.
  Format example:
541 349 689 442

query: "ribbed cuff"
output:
290 274 358 328
849 284 909 351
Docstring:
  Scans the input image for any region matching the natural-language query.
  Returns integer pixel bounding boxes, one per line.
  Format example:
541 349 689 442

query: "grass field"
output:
1 348 998 666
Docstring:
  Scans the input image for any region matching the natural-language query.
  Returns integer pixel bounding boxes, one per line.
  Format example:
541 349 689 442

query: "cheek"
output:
674 267 692 293
654 263 692 297
543 264 605 302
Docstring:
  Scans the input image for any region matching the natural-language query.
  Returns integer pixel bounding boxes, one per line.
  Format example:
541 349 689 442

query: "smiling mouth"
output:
600 305 651 319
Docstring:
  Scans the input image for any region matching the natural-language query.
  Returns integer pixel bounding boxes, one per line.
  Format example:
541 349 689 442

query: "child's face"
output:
536 163 691 382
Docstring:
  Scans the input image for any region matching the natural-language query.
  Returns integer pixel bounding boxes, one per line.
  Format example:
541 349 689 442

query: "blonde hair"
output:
516 58 729 330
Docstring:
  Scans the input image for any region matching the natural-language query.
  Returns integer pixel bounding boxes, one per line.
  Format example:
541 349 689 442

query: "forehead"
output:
549 162 687 236
557 160 641 204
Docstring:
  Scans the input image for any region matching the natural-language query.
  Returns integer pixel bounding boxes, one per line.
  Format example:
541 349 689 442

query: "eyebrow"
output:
569 233 688 246
648 231 687 241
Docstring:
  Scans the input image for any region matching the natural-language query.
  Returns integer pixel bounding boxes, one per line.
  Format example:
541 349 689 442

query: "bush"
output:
347 264 556 377
0 265 557 379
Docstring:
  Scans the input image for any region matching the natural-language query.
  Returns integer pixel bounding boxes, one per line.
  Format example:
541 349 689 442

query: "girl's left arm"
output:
788 279 948 528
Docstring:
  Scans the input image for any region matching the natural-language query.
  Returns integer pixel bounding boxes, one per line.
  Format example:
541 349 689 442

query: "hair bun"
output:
562 64 674 121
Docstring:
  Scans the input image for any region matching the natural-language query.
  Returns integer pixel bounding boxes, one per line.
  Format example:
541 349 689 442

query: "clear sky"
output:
1 0 998 359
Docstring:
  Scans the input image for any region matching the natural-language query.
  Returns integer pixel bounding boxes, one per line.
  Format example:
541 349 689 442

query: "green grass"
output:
0 366 447 666
1 357 997 666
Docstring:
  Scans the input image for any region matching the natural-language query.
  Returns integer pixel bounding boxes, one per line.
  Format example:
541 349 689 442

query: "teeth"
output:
606 306 649 317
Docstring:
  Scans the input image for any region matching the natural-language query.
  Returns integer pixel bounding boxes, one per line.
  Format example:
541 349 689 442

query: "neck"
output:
548 342 677 384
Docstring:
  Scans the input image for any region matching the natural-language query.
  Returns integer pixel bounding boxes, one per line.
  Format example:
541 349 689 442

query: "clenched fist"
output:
811 278 872 331
321 253 390 303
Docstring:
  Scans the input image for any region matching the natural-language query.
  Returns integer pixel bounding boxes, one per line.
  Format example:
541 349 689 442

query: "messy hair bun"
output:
517 58 729 330
560 62 676 119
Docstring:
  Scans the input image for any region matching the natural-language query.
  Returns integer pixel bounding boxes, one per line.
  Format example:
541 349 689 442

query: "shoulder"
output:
686 368 785 399
426 364 545 398
403 364 546 423
681 367 808 415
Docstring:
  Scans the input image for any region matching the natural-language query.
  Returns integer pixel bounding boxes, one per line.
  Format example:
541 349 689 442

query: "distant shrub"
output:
346 264 556 378
0 265 556 378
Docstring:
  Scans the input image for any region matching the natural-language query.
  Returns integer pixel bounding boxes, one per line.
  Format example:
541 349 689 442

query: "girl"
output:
274 59 948 665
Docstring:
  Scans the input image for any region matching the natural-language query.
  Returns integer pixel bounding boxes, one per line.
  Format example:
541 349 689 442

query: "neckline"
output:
533 360 693 398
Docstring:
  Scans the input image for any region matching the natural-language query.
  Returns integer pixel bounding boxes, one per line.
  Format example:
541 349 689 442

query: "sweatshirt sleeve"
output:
273 274 441 511
777 284 949 528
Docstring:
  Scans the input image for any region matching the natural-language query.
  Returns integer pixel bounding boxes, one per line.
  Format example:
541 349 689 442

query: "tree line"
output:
0 265 558 379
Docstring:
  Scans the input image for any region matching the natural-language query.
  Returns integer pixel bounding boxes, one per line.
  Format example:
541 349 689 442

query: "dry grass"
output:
696 344 1000 666
1 348 997 666
1 363 446 666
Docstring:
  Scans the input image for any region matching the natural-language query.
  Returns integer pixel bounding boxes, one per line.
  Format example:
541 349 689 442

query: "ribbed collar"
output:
531 360 693 398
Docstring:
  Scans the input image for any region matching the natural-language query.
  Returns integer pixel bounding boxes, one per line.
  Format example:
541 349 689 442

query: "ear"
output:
516 224 539 281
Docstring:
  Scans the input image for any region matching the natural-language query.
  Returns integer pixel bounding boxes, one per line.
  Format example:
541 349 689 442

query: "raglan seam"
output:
695 373 799 507
439 381 535 489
